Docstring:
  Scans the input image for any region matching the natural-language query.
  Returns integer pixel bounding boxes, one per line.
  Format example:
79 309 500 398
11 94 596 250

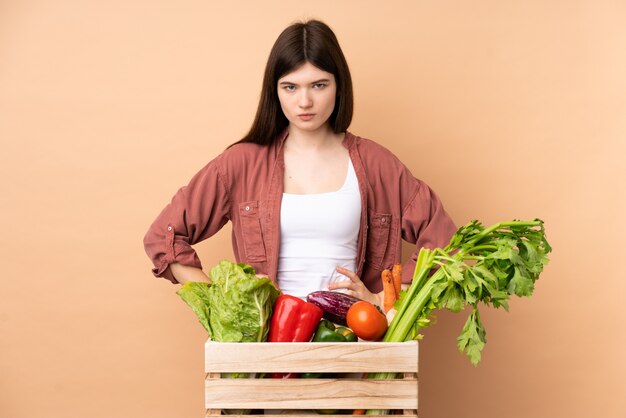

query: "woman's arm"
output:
143 156 230 284
400 180 457 284
169 263 211 284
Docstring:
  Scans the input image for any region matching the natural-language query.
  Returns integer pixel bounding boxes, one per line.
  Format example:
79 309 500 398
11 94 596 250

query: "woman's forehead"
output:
278 62 334 84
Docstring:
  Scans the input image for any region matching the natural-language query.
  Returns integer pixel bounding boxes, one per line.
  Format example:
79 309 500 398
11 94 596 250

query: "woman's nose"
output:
298 90 313 108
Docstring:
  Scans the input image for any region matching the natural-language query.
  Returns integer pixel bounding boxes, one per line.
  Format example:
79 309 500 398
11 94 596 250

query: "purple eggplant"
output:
306 291 362 326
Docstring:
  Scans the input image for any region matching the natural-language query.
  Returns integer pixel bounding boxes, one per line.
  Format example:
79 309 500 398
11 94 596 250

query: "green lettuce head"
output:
176 260 280 342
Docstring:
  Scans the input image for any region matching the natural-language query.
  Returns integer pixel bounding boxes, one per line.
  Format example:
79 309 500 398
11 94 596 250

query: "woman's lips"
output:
298 114 315 121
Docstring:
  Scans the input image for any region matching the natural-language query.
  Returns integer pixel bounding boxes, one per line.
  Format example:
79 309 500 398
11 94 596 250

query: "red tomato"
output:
346 301 388 341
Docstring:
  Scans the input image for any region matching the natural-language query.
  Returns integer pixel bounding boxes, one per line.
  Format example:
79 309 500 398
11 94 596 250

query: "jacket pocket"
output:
239 201 267 262
365 212 393 269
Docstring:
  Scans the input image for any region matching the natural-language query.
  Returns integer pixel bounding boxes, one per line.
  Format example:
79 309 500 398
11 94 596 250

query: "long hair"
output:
233 19 353 146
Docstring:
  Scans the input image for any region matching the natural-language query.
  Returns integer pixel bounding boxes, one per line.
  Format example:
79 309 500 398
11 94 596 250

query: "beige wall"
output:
1 1 625 417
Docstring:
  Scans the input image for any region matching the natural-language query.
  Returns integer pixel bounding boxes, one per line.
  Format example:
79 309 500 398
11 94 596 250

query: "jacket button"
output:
245 206 250 211
167 226 172 231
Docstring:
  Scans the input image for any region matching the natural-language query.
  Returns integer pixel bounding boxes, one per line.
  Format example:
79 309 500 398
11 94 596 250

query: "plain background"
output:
1 1 625 417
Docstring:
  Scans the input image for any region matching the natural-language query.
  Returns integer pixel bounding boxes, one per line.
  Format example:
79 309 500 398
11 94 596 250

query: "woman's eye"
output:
313 83 327 89
284 85 296 92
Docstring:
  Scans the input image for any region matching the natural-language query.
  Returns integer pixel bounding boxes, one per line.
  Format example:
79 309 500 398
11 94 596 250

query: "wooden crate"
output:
205 341 418 417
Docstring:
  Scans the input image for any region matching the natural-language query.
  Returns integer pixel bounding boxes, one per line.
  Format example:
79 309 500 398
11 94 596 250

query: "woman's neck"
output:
286 125 344 151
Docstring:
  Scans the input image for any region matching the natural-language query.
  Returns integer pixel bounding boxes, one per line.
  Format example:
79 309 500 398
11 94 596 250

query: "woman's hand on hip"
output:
330 267 383 309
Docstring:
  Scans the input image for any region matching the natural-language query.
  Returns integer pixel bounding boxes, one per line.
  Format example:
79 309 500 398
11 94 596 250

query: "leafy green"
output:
384 219 551 364
176 260 280 342
176 261 279 414
366 219 551 415
456 306 486 366
176 281 213 335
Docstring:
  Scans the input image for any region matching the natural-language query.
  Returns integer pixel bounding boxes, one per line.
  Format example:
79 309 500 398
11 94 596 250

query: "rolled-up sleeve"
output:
400 179 457 283
143 155 230 283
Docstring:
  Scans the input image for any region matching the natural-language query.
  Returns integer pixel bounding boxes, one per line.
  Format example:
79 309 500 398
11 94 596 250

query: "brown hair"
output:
233 19 353 146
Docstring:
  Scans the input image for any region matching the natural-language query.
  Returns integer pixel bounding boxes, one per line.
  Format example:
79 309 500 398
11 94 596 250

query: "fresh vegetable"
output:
365 219 551 415
346 301 388 341
268 294 323 378
307 290 362 326
384 219 551 362
176 260 280 414
316 409 341 415
381 269 396 313
176 260 280 343
313 323 347 342
391 263 402 299
300 372 323 378
312 321 357 343
336 326 358 342
307 321 356 415
318 319 335 330
268 294 323 343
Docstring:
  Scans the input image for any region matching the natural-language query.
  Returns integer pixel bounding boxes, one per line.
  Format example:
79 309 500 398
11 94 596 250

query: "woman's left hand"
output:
330 267 383 309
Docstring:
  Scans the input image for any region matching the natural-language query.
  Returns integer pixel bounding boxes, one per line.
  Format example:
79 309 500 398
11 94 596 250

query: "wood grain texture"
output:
205 416 416 418
204 341 418 373
403 372 418 415
205 377 418 410
205 341 418 415
205 373 222 415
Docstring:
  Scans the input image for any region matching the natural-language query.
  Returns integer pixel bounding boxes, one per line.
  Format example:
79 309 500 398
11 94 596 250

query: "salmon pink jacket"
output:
143 130 457 293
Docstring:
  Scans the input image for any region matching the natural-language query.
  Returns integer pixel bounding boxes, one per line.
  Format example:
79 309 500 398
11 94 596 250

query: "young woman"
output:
143 19 456 310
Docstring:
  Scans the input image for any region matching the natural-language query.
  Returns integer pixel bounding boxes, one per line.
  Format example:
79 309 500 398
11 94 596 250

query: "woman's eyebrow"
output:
279 78 331 85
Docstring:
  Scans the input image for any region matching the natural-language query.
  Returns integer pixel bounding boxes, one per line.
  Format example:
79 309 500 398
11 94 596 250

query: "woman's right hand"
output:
330 267 384 310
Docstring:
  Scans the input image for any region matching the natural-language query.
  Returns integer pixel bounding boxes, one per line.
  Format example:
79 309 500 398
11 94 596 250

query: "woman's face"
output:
277 62 337 134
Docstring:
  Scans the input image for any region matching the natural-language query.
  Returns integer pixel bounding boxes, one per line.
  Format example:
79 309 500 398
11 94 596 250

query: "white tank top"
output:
277 159 361 299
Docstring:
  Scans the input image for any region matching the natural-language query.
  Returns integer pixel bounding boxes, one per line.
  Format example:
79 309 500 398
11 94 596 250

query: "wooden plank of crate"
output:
205 377 418 410
205 373 222 416
207 415 416 418
205 341 418 373
403 372 418 415
208 415 416 418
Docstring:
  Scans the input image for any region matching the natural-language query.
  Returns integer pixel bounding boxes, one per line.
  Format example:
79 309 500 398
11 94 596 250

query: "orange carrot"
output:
392 263 402 299
382 269 396 312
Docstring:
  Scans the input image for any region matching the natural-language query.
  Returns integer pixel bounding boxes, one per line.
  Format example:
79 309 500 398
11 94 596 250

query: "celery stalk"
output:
365 219 551 415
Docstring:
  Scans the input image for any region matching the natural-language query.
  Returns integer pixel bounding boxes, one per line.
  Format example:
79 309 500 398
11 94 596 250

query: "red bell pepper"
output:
268 294 323 378
269 294 323 342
